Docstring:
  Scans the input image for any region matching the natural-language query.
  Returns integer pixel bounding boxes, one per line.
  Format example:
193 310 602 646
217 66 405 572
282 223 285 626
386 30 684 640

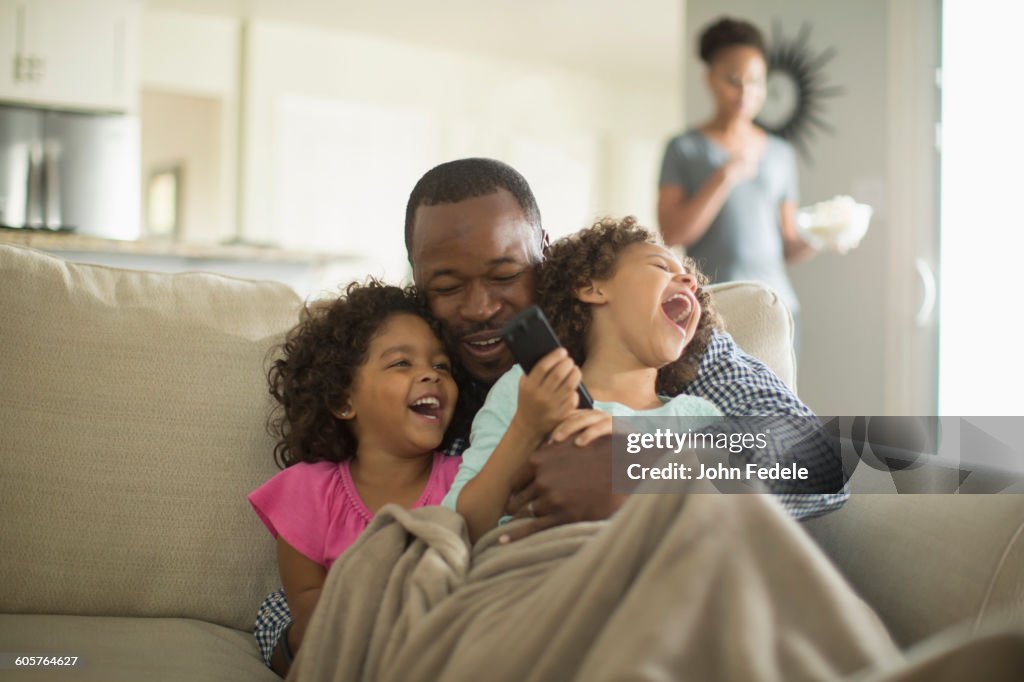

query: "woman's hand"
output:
549 409 613 447
513 348 581 439
722 151 758 185
780 200 819 264
831 233 865 255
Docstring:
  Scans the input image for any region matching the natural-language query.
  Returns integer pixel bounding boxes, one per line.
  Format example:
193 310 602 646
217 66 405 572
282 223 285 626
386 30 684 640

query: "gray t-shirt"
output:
659 130 800 312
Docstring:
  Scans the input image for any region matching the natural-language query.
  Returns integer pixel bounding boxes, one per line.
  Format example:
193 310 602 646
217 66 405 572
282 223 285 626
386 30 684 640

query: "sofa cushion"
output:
0 245 301 631
708 280 796 390
803 494 1024 647
0 614 279 682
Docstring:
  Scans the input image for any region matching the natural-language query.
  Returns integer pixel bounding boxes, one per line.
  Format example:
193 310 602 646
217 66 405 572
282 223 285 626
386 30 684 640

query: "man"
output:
406 157 845 532
260 157 846 675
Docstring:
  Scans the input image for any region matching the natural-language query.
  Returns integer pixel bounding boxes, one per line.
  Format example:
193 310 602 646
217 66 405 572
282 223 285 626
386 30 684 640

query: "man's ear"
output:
576 281 607 304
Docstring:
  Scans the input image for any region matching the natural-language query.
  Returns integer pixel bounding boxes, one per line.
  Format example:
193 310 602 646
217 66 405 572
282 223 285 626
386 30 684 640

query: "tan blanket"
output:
288 490 920 682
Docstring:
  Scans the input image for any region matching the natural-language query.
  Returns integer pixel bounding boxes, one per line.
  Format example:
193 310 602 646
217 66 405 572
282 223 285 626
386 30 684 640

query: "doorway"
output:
140 89 228 243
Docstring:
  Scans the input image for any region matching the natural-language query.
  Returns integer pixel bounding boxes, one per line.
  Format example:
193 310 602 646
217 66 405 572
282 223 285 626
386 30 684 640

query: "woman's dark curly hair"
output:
536 216 721 396
698 17 766 64
266 279 469 469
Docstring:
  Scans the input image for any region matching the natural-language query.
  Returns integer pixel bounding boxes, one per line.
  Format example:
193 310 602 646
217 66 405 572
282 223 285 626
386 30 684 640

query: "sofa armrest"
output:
803 494 1024 646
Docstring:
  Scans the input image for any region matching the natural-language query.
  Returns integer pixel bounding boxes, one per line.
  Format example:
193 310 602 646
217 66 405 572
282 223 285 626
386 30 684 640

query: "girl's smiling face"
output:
342 313 457 457
581 242 702 370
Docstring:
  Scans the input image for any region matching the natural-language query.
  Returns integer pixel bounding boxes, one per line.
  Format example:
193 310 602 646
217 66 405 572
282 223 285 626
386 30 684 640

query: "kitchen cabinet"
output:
0 0 139 113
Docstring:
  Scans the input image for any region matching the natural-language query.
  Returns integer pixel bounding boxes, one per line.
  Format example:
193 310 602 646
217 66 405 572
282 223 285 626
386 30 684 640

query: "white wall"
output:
138 5 685 297
684 0 926 416
140 90 224 242
140 9 239 242
140 10 239 98
239 19 681 289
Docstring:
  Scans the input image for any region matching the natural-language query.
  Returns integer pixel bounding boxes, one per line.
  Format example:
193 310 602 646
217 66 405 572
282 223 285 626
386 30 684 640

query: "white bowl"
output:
796 199 873 251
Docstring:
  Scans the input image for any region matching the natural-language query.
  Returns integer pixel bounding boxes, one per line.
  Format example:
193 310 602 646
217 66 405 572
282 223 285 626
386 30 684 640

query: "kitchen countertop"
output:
0 229 355 264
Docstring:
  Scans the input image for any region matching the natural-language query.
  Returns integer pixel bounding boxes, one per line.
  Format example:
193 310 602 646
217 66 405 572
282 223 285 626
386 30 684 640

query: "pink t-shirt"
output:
248 452 461 570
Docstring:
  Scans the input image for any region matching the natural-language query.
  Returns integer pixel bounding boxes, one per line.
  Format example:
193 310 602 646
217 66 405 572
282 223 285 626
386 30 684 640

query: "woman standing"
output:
658 17 817 350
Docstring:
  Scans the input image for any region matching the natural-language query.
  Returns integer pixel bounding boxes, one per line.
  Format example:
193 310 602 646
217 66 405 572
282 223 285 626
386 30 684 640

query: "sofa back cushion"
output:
0 245 301 631
708 280 795 390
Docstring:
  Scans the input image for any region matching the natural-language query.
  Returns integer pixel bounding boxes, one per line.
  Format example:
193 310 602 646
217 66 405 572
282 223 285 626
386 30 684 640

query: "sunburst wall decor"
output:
755 20 844 163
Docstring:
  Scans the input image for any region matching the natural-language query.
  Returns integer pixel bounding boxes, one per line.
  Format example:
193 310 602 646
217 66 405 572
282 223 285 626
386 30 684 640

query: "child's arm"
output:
457 349 580 542
272 536 327 675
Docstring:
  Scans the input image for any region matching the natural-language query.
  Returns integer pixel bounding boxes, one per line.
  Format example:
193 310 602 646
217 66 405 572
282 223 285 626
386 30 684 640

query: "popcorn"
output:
796 195 873 251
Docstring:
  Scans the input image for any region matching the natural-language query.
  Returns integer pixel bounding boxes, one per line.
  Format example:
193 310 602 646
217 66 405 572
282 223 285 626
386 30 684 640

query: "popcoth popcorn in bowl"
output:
796 195 873 251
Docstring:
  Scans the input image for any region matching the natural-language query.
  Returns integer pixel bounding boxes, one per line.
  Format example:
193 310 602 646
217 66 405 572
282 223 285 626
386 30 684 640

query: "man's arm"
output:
682 330 848 519
503 331 847 540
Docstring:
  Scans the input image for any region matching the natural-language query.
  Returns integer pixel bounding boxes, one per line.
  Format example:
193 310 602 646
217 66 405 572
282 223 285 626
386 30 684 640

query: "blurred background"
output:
1 0 1020 417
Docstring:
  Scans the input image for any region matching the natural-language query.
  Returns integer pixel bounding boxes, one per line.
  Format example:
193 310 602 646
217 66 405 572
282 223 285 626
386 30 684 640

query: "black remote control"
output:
500 305 595 409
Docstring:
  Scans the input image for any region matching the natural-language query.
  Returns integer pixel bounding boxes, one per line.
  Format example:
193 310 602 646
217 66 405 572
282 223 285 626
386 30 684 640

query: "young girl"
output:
443 216 724 541
249 280 464 673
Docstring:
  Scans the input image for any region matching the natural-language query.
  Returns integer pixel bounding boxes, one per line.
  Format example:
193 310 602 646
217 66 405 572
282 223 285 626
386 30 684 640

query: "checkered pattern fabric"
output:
682 331 849 519
253 588 291 667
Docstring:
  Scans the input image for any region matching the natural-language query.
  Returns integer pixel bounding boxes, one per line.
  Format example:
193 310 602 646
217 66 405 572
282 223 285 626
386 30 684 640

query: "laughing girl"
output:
444 216 723 540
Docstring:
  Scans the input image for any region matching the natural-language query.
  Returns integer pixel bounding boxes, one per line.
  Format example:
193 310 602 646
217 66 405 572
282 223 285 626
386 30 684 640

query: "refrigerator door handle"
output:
25 141 44 228
44 140 61 229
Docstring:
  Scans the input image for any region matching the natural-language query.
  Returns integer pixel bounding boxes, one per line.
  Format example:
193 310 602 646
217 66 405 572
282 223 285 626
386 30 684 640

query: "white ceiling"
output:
147 0 684 86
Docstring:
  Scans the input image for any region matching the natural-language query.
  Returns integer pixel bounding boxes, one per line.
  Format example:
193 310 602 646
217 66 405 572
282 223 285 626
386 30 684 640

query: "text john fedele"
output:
623 428 810 481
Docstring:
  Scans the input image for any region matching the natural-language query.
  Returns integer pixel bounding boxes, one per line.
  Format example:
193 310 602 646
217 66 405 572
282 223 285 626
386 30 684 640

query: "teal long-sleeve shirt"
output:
441 364 722 514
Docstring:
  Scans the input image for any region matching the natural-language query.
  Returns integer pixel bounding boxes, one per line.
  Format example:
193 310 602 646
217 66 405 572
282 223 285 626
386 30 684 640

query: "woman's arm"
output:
658 156 755 247
778 200 817 264
271 537 327 677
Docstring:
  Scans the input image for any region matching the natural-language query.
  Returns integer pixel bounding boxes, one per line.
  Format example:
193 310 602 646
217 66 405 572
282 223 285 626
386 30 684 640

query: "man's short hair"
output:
404 158 544 261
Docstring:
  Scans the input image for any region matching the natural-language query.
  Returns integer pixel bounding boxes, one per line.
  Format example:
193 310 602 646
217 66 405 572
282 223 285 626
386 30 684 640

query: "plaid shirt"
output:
253 330 846 667
681 330 848 519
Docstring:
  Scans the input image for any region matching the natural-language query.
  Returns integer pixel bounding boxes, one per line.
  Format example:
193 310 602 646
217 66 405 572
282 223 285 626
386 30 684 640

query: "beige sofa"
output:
1 243 1021 681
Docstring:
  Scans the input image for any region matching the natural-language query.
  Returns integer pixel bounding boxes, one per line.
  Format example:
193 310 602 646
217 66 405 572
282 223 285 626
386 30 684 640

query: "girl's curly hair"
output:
536 216 721 396
266 279 469 469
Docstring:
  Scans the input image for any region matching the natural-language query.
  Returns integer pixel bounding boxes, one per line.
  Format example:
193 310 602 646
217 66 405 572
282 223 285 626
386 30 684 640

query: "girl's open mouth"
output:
408 395 443 422
661 293 694 329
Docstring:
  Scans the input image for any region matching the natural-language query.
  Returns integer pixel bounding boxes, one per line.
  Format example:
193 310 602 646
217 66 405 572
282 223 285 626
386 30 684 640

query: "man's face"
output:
410 189 539 384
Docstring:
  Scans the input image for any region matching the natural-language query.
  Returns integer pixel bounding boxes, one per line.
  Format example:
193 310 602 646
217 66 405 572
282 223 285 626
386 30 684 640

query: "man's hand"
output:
549 409 613 447
501 432 628 543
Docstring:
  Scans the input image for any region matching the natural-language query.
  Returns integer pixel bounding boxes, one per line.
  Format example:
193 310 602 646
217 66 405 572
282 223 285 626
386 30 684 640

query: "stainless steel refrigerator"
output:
0 104 139 239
